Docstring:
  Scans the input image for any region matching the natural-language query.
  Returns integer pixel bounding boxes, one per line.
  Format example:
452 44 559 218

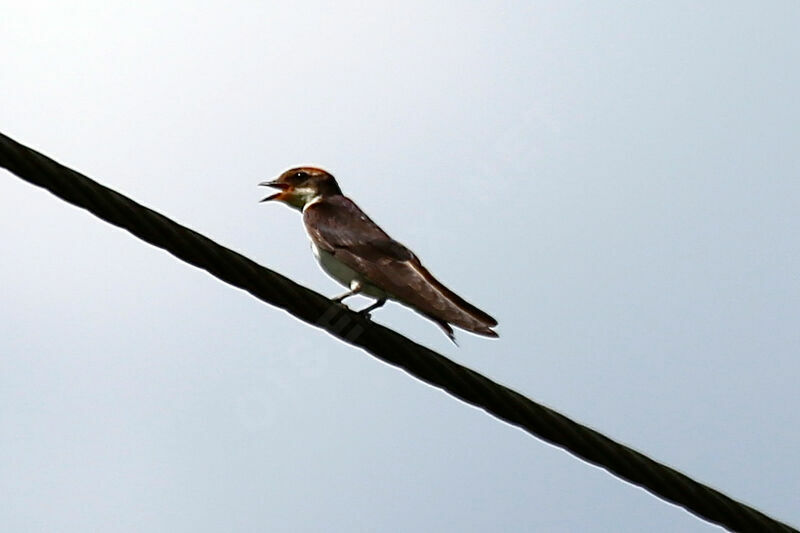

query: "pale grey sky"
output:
2 2 799 531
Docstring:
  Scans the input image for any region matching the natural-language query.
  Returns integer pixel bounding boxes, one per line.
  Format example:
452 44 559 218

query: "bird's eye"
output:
295 172 305 180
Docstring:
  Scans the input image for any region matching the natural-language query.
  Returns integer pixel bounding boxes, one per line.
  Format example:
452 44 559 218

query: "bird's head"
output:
259 167 342 210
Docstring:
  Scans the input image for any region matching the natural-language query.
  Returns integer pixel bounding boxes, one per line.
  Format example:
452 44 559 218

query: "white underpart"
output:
302 193 386 298
310 241 387 299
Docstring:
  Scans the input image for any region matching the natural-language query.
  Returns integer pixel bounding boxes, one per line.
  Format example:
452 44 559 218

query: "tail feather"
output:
420 311 498 344
408 260 498 338
421 312 458 345
415 263 498 328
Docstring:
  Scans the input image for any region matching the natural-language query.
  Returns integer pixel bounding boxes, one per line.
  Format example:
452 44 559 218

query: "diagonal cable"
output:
1 131 796 533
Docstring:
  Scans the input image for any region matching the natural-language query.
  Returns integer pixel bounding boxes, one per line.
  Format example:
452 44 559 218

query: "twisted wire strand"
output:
1 132 795 533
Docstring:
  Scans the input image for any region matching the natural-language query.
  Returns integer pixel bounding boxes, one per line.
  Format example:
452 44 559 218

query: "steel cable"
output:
1 132 795 533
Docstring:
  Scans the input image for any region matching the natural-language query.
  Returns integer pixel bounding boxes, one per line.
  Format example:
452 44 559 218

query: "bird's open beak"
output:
259 180 290 202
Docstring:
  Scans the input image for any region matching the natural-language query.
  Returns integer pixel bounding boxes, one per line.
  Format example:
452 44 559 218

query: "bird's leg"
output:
358 297 387 318
331 281 363 303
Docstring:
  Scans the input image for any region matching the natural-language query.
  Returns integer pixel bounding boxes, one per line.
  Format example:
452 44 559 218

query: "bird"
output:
259 167 498 342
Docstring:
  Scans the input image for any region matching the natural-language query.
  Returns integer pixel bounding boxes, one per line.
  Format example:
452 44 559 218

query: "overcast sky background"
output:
2 2 799 531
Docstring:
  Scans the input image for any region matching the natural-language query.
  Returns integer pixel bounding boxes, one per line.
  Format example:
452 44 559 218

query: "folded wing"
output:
304 196 498 338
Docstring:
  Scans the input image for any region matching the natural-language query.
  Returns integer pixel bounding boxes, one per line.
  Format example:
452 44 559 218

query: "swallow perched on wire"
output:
260 167 498 342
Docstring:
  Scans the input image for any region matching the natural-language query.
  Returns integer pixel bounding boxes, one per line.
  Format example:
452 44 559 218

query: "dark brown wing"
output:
304 196 498 337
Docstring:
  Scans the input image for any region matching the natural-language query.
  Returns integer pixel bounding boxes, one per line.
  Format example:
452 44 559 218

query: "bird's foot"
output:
356 298 386 319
